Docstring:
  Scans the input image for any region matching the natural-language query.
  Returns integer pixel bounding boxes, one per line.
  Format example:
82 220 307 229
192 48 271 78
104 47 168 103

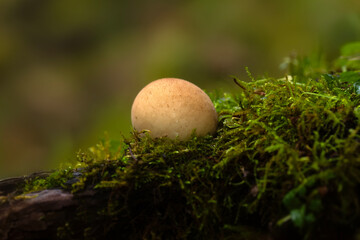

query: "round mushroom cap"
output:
131 78 218 140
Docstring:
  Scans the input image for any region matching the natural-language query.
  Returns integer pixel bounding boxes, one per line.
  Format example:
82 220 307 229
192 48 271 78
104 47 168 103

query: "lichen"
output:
20 42 360 239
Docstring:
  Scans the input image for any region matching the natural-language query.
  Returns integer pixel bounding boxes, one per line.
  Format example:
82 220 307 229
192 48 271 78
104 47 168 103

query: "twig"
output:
128 147 138 161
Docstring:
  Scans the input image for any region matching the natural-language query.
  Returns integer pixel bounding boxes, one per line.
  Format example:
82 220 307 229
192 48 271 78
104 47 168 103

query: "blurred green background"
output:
0 0 359 178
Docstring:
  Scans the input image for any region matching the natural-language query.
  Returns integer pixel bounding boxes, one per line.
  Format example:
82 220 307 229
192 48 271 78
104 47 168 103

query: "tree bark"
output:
0 173 84 240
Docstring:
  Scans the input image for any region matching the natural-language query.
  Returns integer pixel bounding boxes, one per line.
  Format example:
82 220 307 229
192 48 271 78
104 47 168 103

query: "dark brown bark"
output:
0 173 80 240
0 172 51 196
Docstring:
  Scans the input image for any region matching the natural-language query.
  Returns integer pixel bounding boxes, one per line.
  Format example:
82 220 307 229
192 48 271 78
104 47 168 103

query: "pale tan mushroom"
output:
131 78 218 140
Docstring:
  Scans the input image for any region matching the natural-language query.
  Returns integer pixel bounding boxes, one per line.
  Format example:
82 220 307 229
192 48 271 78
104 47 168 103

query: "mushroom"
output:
131 78 218 140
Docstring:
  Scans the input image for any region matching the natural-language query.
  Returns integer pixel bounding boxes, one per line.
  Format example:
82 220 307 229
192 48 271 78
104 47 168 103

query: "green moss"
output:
19 42 360 239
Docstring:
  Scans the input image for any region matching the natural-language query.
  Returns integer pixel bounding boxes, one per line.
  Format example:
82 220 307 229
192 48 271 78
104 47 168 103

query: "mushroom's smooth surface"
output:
131 78 217 140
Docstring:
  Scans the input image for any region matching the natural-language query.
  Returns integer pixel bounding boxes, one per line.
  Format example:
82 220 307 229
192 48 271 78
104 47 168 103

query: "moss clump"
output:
18 42 360 239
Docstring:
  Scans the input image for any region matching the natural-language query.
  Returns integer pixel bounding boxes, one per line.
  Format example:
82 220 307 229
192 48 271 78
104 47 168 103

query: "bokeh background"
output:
0 0 359 178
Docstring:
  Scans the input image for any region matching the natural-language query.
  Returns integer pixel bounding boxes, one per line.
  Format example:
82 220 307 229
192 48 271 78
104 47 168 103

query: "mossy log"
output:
0 169 352 240
0 172 271 240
